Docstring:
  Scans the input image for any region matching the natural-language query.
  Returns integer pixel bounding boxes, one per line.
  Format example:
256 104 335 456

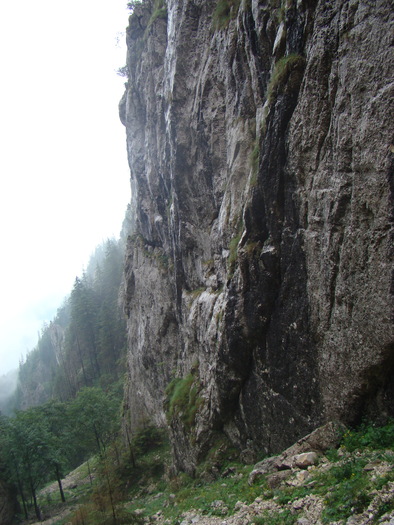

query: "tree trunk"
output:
55 464 66 503
104 467 117 525
87 459 93 486
125 425 136 468
30 484 42 522
12 453 28 519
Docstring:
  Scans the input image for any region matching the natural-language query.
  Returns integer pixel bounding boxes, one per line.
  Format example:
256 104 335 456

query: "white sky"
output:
0 0 132 375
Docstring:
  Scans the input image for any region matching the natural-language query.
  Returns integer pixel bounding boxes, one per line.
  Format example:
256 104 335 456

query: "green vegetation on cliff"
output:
212 0 241 29
165 370 203 430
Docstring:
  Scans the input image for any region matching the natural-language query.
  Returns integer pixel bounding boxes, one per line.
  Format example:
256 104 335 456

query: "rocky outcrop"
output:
120 0 394 473
248 421 344 484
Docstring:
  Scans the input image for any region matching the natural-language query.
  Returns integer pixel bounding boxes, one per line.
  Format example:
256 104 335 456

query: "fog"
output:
0 0 132 375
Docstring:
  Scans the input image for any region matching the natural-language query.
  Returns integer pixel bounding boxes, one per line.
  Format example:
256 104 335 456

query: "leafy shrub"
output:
127 0 144 10
322 477 371 523
324 447 340 462
127 0 167 31
342 420 394 452
132 425 163 455
330 458 359 482
117 65 129 78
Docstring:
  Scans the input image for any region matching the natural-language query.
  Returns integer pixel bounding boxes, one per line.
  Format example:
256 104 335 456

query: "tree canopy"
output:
0 385 121 521
11 238 127 411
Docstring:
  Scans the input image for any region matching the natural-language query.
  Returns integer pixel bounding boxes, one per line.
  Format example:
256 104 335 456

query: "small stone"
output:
296 470 310 483
211 499 225 508
277 458 293 470
363 460 381 471
267 470 292 489
222 466 236 477
240 448 257 464
293 452 319 468
292 498 305 510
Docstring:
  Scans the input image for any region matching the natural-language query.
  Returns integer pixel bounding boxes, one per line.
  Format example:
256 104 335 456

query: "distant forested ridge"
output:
9 236 128 412
0 370 18 414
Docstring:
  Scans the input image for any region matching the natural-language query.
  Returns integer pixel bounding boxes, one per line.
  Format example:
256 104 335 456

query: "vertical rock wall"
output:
120 0 393 472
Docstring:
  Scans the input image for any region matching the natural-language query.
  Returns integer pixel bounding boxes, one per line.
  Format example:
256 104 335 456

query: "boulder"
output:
249 421 345 484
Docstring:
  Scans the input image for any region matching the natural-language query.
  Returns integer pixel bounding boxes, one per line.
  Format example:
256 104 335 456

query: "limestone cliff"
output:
120 0 394 473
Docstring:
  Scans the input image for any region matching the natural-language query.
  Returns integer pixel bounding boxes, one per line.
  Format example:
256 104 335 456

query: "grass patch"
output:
68 504 144 524
212 0 241 29
36 420 394 525
250 421 394 524
186 287 206 298
165 371 203 429
254 509 296 524
227 217 244 277
228 233 242 272
266 54 305 105
129 462 264 521
176 467 262 514
147 0 167 28
250 140 260 183
312 458 371 522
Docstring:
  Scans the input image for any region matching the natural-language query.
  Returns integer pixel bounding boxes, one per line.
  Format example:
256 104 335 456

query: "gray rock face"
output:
120 0 394 472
